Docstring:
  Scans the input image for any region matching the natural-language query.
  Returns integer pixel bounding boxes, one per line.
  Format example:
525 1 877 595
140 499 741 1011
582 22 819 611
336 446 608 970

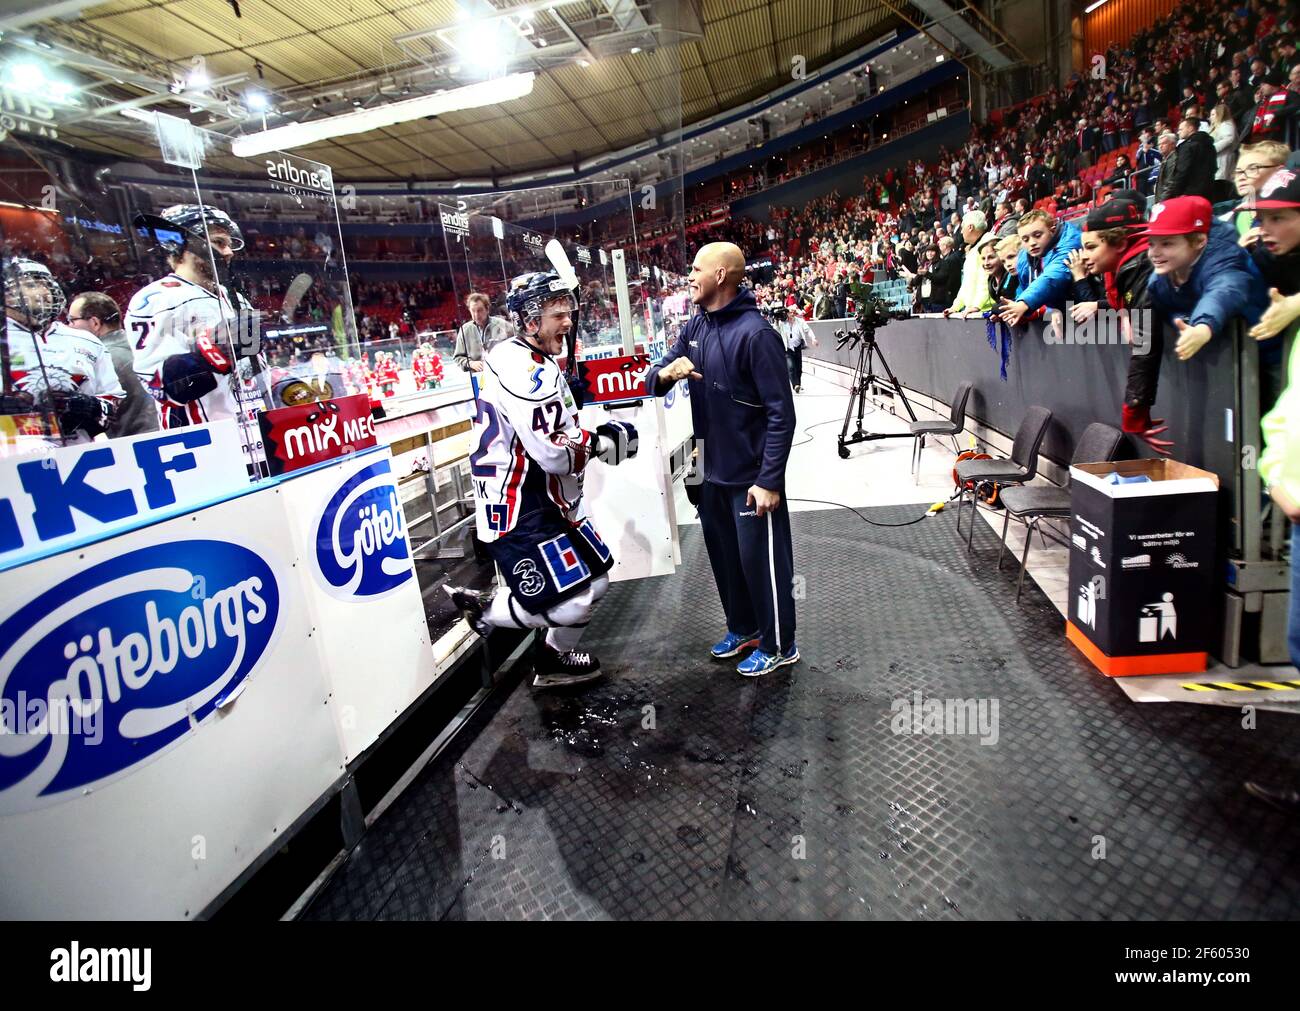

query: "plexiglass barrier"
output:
0 105 361 472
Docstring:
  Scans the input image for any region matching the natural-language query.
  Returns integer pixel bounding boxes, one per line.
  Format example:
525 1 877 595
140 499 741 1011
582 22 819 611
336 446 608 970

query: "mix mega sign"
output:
0 421 250 568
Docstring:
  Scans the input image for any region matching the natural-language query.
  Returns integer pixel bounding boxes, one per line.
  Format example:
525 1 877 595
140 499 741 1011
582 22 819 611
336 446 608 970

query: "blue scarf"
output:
983 312 1012 381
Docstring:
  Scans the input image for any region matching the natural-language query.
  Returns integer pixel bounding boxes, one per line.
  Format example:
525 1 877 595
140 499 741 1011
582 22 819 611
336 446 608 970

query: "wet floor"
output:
306 505 1300 920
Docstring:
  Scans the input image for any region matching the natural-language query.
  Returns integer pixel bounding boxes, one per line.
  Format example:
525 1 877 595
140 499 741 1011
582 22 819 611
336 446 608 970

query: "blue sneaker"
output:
736 643 800 677
710 631 760 659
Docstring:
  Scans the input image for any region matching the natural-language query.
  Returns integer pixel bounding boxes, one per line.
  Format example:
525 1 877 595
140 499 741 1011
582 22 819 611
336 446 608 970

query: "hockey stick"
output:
279 272 313 323
544 239 580 378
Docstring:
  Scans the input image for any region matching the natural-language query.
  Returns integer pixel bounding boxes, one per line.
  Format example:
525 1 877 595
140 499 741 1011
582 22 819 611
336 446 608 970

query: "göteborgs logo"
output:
313 457 413 599
0 542 280 813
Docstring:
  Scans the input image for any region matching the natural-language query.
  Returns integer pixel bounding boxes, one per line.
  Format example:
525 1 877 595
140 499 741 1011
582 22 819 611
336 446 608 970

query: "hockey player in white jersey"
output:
446 270 638 688
3 258 123 445
126 205 266 434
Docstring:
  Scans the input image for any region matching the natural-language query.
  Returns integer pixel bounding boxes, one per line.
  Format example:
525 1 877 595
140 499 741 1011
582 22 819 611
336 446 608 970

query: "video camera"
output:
761 301 789 322
833 293 909 348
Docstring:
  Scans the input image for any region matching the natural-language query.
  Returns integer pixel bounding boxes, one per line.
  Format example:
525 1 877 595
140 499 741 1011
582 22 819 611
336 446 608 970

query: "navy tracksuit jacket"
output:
645 287 798 654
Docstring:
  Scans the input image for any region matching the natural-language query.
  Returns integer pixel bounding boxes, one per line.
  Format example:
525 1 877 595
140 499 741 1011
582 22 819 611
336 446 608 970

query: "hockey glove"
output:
56 393 111 438
161 352 221 403
593 421 639 465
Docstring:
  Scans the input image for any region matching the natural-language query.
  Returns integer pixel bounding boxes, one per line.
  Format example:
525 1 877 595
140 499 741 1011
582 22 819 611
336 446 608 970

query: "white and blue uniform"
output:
469 335 614 618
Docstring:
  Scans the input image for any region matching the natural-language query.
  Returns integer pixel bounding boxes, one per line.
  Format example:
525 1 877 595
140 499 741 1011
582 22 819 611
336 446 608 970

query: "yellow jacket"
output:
1260 335 1300 504
949 242 993 314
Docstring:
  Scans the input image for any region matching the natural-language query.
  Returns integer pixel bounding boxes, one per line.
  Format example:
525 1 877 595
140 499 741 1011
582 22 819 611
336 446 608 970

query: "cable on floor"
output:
787 489 963 527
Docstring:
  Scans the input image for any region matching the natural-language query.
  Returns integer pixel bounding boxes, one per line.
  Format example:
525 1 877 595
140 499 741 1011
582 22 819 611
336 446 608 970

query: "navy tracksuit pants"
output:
698 480 797 655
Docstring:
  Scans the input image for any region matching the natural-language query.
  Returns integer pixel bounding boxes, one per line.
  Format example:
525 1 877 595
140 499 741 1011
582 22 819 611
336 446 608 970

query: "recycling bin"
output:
1065 459 1220 676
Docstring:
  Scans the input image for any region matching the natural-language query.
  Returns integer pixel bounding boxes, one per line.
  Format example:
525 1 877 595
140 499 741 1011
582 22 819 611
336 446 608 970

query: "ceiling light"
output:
246 89 270 111
188 68 210 89
578 58 591 67
936 55 945 62
231 72 536 156
1084 0 1111 10
630 46 641 54
5 61 45 91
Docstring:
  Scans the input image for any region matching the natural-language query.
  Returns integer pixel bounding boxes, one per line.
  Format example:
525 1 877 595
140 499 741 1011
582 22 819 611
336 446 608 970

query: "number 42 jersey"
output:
470 336 596 544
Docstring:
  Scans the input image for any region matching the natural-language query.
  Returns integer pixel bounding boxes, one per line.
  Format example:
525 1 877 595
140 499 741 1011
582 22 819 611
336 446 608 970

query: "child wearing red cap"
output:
1066 196 1169 453
1145 195 1270 363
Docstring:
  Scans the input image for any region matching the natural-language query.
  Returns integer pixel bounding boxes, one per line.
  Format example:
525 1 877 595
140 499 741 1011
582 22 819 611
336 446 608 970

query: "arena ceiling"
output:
12 0 900 181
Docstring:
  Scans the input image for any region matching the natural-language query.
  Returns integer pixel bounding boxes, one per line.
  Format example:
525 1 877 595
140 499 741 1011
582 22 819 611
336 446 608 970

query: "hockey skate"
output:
443 584 489 637
530 641 604 689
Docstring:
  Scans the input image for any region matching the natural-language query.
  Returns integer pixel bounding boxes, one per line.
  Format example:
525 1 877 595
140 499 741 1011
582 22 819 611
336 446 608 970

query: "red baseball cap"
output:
1142 196 1212 236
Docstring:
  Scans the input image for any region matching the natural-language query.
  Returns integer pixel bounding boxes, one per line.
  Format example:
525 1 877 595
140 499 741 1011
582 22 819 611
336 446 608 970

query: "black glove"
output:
56 393 110 438
161 352 221 404
566 372 590 409
594 420 639 465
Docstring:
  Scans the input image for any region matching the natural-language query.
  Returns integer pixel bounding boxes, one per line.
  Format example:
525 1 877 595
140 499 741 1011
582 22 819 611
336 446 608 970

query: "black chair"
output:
996 422 1126 603
955 405 1053 552
909 381 972 484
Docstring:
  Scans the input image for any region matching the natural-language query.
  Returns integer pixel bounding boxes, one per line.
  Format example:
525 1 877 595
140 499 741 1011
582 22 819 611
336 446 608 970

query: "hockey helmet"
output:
134 203 245 260
506 271 576 331
3 257 66 329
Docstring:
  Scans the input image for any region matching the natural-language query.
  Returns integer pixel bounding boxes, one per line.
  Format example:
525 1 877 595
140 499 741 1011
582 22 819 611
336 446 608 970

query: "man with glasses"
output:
67 291 157 438
1225 140 1288 241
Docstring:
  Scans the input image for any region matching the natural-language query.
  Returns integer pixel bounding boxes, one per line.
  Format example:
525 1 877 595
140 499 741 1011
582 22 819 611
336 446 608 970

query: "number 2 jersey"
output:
470 336 597 543
126 272 267 432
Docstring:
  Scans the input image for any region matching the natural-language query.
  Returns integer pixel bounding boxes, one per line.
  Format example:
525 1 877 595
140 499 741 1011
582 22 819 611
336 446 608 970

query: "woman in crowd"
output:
1210 102 1240 182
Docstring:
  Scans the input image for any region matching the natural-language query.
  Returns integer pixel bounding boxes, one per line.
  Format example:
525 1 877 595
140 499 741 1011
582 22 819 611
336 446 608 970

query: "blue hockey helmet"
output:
506 270 576 331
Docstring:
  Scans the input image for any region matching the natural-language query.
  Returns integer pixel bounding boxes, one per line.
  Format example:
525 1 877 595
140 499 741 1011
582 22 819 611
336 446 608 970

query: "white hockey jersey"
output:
4 316 124 445
126 272 267 433
470 336 595 543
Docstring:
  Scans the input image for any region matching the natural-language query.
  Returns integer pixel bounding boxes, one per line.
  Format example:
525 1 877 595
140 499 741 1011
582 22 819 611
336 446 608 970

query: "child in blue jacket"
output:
996 210 1083 326
1144 195 1270 360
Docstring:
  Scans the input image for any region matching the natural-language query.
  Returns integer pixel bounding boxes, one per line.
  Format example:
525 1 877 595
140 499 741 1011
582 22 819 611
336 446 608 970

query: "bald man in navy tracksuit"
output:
645 242 798 676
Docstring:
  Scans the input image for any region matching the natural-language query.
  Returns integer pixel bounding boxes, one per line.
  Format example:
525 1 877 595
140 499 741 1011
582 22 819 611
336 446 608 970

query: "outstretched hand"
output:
1135 417 1175 456
1173 317 1213 360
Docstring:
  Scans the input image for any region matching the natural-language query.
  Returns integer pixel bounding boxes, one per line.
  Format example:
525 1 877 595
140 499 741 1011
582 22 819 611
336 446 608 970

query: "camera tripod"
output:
836 324 917 458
